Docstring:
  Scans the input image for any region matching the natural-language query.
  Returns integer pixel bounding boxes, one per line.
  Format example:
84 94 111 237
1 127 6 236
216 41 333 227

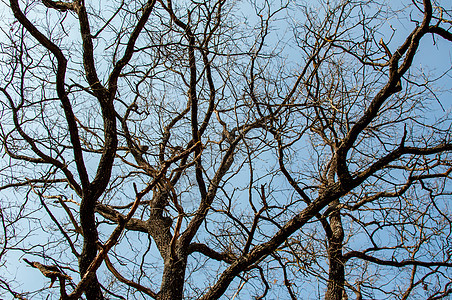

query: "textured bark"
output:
158 256 187 300
325 200 345 300
79 192 104 299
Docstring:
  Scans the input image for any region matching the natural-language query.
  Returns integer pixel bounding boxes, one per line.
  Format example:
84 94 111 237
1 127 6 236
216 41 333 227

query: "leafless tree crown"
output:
0 0 451 299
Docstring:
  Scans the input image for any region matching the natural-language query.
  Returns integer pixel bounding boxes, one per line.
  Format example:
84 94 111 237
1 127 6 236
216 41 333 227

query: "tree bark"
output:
158 256 187 300
325 199 345 300
79 193 104 299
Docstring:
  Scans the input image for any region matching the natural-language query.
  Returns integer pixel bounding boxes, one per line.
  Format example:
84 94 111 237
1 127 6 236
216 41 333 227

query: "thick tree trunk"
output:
158 257 187 300
325 199 345 300
79 194 104 299
79 274 104 300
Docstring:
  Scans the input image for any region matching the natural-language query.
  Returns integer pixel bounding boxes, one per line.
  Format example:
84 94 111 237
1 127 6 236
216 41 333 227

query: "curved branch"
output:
344 251 452 268
104 254 157 298
188 243 235 264
9 0 89 190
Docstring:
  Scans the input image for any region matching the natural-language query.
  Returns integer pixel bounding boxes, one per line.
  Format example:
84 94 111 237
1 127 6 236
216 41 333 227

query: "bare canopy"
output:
0 0 451 299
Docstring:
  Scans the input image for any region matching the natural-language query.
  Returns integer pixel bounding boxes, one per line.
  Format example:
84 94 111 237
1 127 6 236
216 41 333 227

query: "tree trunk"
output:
325 199 345 300
158 257 187 300
79 194 104 299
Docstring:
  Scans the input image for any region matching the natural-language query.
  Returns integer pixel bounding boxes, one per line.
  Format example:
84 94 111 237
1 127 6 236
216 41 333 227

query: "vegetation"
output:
0 0 451 299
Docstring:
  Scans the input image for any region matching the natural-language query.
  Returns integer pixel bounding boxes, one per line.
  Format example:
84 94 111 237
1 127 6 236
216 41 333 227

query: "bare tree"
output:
263 1 452 299
0 0 451 299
